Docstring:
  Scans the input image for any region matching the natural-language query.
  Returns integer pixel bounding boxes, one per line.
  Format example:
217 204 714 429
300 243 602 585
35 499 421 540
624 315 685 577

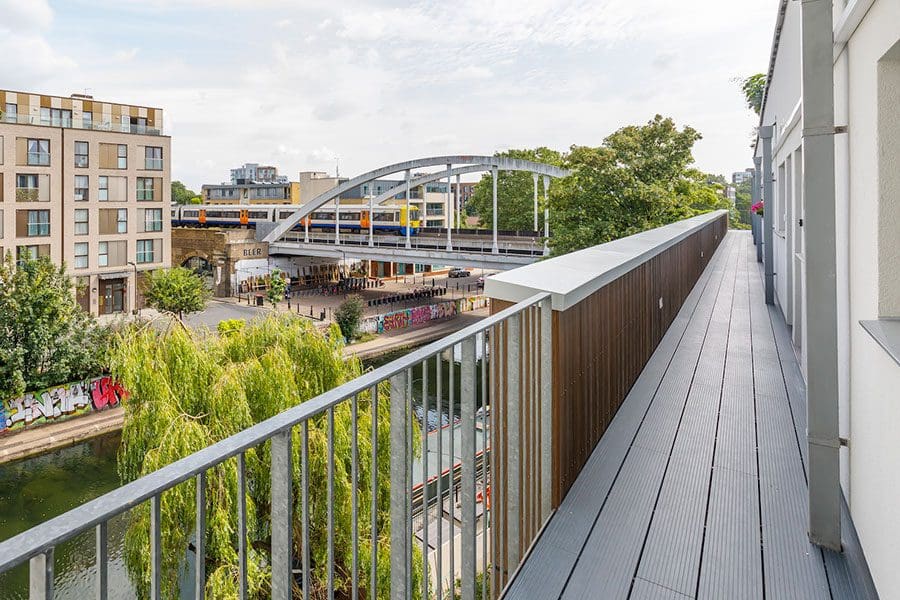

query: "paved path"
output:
0 407 124 465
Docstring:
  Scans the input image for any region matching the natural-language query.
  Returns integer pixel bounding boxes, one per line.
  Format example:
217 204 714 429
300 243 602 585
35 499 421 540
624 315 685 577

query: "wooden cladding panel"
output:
490 215 728 511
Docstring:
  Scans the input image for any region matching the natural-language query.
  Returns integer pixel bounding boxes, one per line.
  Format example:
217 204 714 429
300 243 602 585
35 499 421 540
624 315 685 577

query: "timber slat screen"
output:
490 213 726 592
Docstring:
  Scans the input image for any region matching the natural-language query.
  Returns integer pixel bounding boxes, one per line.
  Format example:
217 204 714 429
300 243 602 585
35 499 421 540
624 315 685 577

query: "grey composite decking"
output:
503 231 873 600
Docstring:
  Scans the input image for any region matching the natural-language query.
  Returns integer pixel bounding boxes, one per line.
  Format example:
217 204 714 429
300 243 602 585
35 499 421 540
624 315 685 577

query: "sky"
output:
0 0 777 191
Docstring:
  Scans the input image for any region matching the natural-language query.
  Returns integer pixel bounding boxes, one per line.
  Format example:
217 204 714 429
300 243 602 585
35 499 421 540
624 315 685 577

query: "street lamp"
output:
127 261 139 316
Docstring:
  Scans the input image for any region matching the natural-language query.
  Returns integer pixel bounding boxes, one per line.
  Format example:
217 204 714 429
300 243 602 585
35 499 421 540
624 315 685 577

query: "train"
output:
170 204 421 235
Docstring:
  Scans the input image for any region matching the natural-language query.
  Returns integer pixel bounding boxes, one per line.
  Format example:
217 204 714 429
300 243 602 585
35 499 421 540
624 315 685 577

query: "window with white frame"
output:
99 241 108 267
117 208 127 233
27 210 50 237
74 209 89 235
74 242 88 269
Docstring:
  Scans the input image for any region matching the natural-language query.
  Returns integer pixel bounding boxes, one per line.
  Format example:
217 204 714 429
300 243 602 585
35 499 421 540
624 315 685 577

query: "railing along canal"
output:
0 293 553 600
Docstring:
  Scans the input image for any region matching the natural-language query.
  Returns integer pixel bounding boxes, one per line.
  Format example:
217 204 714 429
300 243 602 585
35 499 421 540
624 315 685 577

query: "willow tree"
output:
110 314 422 599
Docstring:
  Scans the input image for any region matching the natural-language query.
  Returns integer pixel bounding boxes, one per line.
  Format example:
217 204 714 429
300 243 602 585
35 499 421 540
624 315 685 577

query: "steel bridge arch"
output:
262 155 570 242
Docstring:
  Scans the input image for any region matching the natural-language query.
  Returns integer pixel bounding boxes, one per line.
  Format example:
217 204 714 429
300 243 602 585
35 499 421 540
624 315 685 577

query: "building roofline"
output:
0 88 163 112
758 0 789 126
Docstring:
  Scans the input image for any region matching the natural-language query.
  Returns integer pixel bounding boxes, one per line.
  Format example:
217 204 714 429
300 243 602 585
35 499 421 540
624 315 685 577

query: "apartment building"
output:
201 181 300 205
230 162 287 184
0 89 171 316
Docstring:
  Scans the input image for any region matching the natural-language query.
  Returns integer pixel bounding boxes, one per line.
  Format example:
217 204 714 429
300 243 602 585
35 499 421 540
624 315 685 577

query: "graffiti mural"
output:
0 376 126 434
459 295 490 313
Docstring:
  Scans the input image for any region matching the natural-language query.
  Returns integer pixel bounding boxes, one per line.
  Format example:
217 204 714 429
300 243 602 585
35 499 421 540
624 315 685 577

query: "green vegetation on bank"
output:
110 314 423 599
0 253 111 398
143 266 211 319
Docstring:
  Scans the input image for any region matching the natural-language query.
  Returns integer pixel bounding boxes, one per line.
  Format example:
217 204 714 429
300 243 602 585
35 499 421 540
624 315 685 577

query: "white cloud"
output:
0 0 53 30
114 48 140 62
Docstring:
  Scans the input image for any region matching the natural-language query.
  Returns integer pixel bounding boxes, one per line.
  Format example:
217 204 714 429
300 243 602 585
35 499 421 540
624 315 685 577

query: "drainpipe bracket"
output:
808 435 842 449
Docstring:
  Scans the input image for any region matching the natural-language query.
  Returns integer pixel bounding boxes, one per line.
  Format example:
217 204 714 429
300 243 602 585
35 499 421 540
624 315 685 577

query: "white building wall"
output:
759 0 900 595
842 0 900 594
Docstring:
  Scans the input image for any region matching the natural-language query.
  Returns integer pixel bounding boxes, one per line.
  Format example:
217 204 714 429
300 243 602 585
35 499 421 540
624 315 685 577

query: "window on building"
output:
99 176 109 201
26 210 50 237
40 107 50 126
145 146 163 170
74 141 89 167
15 174 40 202
4 103 16 123
117 208 127 233
75 209 89 235
17 244 49 264
49 108 72 127
74 175 89 201
99 241 108 267
137 178 155 201
143 208 163 232
136 239 156 264
27 139 50 166
82 111 92 130
117 144 127 169
74 242 88 269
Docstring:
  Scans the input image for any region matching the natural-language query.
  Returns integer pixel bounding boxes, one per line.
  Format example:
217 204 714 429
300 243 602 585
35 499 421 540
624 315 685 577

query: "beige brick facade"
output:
0 90 171 316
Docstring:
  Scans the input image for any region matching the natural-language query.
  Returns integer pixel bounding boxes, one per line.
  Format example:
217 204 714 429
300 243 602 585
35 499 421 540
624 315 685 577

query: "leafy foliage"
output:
733 179 753 228
548 115 735 255
468 147 564 231
110 314 422 599
171 180 199 205
740 73 767 115
0 253 109 398
143 267 210 319
335 295 365 341
266 269 287 308
217 319 245 336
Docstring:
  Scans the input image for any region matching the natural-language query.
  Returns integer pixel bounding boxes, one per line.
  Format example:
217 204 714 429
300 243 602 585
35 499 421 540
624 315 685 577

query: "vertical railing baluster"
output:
390 370 409 600
29 548 53 600
96 522 107 600
150 494 161 600
407 368 414 600
370 385 379 600
271 430 293 599
507 313 521 570
449 352 456 597
196 471 207 600
237 454 247 600
461 336 477 600
421 359 429 600
481 329 489 600
436 353 443 599
302 422 310 600
328 407 335 600
531 306 539 538
352 394 360 600
540 297 553 521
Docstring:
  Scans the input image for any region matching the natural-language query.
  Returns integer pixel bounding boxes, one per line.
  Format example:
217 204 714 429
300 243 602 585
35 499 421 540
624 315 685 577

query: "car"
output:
448 268 471 278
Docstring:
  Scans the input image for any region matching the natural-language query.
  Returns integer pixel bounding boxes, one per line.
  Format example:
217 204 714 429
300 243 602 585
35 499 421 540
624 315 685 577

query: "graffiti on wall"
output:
458 295 490 313
361 300 460 335
0 376 127 434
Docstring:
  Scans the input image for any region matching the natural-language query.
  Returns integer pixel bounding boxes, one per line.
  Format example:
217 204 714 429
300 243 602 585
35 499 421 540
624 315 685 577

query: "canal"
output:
0 339 486 598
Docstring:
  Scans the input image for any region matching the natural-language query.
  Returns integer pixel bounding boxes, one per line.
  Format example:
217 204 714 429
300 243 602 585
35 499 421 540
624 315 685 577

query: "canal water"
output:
0 339 486 598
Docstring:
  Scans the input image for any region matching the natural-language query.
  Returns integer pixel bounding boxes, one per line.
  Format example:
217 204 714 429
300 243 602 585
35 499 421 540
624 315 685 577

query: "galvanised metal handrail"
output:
0 292 553 600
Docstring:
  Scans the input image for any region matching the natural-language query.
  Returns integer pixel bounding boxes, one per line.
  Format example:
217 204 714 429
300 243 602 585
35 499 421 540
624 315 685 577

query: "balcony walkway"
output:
504 231 870 599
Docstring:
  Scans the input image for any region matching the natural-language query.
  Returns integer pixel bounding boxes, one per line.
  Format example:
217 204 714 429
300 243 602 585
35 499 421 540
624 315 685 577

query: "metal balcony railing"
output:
144 158 164 170
0 292 553 600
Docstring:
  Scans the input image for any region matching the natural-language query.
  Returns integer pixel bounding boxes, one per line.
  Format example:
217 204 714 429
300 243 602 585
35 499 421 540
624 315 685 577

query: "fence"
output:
0 292 553 600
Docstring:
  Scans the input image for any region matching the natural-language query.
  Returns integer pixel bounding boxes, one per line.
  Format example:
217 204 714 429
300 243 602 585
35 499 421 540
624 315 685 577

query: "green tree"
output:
548 116 728 255
740 73 767 115
171 180 198 205
110 314 422 599
0 253 107 398
468 147 564 231
143 267 210 319
266 269 287 308
334 295 365 341
733 179 753 227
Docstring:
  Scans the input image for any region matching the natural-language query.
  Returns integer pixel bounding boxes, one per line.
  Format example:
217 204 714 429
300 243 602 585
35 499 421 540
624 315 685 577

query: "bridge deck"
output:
503 232 872 599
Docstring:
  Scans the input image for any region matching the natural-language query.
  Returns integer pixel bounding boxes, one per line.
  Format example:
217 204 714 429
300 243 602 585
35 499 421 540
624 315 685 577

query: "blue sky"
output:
1 0 777 190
